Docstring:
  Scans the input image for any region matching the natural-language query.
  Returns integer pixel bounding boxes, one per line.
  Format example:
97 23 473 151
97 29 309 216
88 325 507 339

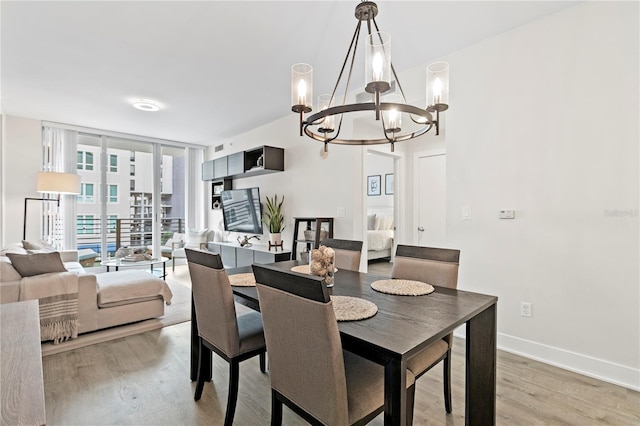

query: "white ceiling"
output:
1 1 580 146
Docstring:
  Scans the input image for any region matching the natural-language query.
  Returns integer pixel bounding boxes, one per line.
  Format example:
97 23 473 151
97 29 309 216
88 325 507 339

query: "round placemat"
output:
228 273 256 287
330 295 378 321
371 279 435 296
291 265 338 274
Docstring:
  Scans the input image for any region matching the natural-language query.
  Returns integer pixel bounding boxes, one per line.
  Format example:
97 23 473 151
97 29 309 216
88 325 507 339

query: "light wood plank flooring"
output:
41 262 639 425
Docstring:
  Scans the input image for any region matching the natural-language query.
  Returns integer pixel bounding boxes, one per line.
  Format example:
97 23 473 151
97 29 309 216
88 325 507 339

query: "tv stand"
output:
207 242 291 268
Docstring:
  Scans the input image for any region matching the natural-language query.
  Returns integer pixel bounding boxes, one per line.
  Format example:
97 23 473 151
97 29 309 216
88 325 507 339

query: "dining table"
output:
189 260 498 426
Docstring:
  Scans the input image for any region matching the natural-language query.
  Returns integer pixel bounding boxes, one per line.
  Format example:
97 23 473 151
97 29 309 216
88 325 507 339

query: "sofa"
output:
0 242 173 338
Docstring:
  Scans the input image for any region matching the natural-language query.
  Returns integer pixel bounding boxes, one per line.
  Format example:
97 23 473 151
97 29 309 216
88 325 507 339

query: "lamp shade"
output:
36 172 81 195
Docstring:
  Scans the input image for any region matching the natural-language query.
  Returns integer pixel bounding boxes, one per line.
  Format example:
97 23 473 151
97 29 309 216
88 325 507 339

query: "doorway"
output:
365 151 396 266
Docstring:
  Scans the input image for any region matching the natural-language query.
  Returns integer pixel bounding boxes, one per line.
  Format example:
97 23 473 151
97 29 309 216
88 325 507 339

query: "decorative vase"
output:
309 245 335 287
270 233 282 244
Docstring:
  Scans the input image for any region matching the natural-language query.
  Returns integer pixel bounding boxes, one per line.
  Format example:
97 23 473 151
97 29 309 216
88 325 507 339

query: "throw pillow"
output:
22 239 55 251
185 228 209 249
367 214 377 230
6 252 67 277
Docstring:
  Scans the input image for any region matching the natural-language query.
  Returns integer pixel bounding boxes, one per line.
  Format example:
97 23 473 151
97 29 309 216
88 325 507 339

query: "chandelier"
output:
291 1 449 152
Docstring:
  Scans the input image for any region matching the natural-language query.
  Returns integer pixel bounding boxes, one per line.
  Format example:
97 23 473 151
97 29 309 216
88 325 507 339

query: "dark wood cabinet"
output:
211 178 232 209
201 146 284 181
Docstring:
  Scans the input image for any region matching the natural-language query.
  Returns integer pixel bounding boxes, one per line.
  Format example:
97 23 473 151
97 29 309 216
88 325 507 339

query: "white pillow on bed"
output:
367 214 377 230
374 216 394 230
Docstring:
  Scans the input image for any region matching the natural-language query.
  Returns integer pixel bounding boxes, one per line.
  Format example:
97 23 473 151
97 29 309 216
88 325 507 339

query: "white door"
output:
416 154 446 247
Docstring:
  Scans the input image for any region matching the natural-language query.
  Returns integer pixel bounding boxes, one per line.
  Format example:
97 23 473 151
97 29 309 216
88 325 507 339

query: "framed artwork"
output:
385 173 394 195
367 175 381 196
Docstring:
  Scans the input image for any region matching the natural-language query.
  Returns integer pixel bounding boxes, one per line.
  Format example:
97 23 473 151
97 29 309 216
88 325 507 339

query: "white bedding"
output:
367 229 394 251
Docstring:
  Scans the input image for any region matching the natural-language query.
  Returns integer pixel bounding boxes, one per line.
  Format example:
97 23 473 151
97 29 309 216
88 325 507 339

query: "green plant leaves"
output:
263 194 285 233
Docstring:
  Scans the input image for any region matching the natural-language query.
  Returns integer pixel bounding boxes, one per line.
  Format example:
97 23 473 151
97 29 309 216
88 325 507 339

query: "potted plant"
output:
263 194 285 244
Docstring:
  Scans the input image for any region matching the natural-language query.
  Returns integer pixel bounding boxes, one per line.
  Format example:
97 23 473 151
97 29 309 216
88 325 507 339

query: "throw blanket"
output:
19 272 79 344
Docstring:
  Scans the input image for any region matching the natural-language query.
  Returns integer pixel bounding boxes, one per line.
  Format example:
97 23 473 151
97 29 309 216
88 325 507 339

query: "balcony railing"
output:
76 217 184 260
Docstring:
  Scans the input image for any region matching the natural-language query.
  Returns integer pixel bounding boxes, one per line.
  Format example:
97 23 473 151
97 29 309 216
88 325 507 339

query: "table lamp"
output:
23 172 81 240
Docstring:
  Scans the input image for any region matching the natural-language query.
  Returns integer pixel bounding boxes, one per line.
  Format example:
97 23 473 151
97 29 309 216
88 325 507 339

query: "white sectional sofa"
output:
0 242 172 336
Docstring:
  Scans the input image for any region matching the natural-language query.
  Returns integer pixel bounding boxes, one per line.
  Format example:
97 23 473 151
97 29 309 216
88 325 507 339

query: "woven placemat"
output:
371 279 435 296
290 265 338 274
330 295 378 321
228 273 256 287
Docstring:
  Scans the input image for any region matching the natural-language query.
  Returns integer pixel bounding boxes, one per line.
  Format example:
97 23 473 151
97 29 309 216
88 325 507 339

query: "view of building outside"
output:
76 134 185 259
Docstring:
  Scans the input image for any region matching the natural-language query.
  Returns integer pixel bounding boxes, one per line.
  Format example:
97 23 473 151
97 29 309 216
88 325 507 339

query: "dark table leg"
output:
465 303 497 426
384 358 407 426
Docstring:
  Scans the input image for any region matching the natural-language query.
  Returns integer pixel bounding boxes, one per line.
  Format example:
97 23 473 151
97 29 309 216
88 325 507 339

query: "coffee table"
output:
102 257 170 280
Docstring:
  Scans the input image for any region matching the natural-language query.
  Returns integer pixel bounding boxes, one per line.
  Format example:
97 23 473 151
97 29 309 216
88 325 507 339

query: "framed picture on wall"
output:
367 175 381 196
385 173 394 195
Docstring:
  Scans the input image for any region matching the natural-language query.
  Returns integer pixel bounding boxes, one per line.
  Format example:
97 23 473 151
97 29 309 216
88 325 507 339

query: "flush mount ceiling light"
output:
291 1 449 152
132 99 161 112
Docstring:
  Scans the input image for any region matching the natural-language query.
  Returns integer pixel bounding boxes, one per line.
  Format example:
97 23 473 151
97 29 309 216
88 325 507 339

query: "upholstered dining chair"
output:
391 245 460 419
252 263 415 426
319 238 363 272
186 248 267 426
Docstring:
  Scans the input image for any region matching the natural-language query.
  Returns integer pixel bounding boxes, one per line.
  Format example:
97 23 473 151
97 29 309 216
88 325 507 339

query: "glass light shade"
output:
365 32 391 92
291 63 313 109
383 94 403 133
36 172 81 194
317 94 335 133
426 62 449 107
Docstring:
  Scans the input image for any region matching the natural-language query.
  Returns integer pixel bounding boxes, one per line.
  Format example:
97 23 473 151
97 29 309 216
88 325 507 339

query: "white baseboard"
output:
453 328 639 391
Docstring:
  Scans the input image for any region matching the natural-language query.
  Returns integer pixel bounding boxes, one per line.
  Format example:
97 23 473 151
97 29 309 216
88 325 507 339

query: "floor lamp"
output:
23 172 81 241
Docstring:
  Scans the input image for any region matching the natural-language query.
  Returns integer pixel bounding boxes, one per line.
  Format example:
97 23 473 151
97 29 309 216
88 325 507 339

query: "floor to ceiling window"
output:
67 131 191 262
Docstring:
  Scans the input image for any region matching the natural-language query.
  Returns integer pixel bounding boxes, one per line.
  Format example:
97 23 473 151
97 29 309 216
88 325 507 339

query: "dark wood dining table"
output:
190 261 498 426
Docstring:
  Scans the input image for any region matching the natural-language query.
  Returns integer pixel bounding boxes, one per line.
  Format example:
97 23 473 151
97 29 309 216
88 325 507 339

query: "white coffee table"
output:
102 257 170 280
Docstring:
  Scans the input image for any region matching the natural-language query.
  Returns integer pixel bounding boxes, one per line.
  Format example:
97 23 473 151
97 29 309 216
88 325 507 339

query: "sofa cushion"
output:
96 270 173 308
0 256 22 282
6 252 67 277
22 239 55 251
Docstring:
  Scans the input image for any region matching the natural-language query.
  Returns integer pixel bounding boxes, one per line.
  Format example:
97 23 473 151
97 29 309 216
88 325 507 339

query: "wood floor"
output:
41 262 639 425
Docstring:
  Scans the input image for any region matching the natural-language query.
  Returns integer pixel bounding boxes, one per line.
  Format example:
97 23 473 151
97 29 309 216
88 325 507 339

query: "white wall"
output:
441 2 638 389
1 115 42 245
206 113 366 252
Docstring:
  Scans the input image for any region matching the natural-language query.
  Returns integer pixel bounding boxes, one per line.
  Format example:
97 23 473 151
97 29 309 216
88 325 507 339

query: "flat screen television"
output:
221 187 263 234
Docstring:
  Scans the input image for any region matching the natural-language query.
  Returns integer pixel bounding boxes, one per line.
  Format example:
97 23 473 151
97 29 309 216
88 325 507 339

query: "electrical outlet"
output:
520 302 532 317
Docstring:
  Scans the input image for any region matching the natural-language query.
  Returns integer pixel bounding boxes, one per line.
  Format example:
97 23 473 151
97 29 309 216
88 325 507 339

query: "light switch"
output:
499 210 515 219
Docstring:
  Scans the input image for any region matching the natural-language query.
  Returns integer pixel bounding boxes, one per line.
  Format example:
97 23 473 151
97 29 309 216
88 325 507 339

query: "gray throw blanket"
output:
19 272 79 344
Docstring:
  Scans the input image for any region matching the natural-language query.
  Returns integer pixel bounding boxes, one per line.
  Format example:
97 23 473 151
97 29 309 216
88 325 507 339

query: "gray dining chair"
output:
252 263 415 425
319 238 363 272
392 245 460 419
186 248 267 426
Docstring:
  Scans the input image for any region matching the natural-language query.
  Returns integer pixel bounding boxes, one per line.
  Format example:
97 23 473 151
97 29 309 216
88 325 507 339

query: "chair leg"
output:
271 389 283 426
172 257 175 271
259 351 267 373
224 359 240 426
194 341 208 401
406 384 416 426
444 349 452 414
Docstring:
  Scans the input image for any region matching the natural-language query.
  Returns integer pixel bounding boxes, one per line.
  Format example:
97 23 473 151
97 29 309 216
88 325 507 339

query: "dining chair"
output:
186 248 267 426
319 238 363 272
252 263 415 426
391 244 460 419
